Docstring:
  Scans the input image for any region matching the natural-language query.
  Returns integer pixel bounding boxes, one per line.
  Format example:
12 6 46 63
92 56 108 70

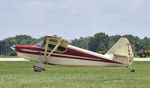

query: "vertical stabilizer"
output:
106 37 134 65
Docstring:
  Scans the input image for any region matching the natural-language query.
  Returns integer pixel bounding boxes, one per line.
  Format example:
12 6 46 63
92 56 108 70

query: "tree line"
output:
71 32 150 57
0 35 40 56
0 33 150 57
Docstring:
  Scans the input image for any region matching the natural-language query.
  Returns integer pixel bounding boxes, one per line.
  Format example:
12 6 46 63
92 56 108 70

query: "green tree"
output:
0 35 39 56
71 37 91 50
88 32 109 53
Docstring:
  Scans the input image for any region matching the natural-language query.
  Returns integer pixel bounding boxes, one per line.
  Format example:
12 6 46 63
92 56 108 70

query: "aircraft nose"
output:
11 45 16 50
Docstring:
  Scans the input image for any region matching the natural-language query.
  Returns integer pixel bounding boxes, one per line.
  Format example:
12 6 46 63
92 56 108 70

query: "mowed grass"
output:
0 61 150 88
0 55 19 58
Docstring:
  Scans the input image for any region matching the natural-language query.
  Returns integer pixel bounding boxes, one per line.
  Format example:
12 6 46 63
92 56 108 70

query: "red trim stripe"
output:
16 45 123 64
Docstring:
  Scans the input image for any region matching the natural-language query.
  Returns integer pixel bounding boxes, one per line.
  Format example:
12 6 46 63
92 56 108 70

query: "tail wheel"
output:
131 69 135 72
127 66 135 72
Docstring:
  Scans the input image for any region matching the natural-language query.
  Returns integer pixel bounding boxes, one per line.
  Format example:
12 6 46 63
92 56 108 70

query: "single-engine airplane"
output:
11 36 135 72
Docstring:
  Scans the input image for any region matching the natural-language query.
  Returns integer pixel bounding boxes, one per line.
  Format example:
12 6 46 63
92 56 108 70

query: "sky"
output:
0 0 150 40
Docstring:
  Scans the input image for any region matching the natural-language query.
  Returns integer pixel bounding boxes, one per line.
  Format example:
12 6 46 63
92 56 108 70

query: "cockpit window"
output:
35 40 67 53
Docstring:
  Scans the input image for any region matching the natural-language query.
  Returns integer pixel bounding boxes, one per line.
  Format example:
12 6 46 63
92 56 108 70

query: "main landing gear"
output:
32 36 69 72
33 65 46 72
127 66 135 72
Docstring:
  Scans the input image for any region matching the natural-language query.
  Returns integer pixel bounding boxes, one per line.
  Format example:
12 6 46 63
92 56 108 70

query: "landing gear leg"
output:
127 66 135 72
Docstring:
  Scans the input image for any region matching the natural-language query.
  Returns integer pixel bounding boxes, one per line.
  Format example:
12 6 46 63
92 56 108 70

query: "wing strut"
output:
43 37 61 63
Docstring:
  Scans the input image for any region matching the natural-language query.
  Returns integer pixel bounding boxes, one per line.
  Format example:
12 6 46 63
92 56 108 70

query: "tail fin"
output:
106 37 134 66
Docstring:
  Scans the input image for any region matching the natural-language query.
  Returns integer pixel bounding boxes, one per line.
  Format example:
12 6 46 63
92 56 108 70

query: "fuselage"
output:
15 44 127 67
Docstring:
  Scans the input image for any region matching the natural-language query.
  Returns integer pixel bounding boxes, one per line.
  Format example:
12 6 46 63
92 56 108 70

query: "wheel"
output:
131 69 135 72
34 69 42 72
33 64 45 72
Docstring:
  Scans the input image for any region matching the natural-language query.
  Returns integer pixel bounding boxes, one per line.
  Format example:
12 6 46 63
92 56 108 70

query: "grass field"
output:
0 61 150 88
0 55 19 58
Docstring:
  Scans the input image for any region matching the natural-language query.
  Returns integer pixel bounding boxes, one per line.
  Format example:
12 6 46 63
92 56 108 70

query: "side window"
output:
48 44 67 53
58 46 67 52
48 44 55 50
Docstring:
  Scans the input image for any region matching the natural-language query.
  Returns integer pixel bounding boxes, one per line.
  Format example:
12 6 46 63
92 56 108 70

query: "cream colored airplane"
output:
12 36 135 72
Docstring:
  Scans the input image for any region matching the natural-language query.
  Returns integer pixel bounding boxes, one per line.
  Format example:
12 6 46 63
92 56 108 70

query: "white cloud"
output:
131 0 143 8
126 0 143 11
57 0 100 15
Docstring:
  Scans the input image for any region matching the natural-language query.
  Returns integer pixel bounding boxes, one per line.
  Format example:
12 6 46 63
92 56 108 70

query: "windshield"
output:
34 40 44 48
